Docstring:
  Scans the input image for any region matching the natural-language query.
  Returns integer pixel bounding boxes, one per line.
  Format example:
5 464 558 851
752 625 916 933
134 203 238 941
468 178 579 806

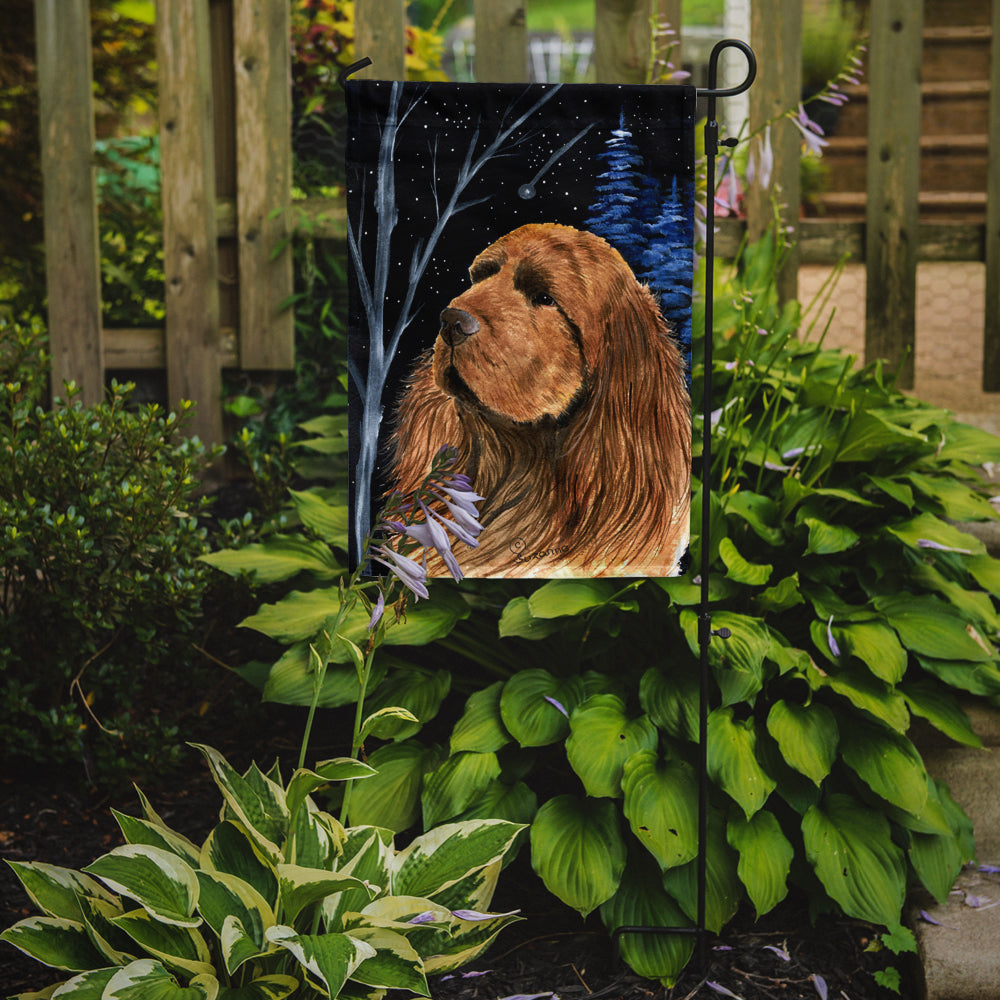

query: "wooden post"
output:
157 0 223 444
34 0 104 405
747 0 802 305
354 0 406 79
864 0 923 390
983 0 1000 390
594 0 652 84
233 0 294 369
473 0 527 83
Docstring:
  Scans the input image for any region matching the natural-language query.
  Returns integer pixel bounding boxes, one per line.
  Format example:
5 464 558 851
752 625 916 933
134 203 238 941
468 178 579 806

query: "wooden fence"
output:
33 0 1000 444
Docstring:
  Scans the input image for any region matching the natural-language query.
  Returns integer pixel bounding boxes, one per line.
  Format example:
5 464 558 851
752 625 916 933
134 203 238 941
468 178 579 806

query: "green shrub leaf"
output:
530 795 626 917
200 535 342 585
802 794 905 926
566 695 658 798
287 488 349 544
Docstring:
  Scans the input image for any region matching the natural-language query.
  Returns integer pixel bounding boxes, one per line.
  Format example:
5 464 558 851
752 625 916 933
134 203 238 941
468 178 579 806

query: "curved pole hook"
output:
698 38 757 99
338 57 373 90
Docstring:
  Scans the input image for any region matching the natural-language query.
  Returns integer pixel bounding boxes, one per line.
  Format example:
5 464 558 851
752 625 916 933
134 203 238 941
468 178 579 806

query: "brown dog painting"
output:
388 222 691 578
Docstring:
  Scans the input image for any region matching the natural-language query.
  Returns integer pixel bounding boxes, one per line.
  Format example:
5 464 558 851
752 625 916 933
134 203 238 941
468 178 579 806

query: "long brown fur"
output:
388 223 691 578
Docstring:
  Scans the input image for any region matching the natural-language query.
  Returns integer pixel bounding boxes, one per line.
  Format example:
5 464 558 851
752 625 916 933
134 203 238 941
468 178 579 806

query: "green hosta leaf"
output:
453 779 538 827
681 610 770 706
200 535 342 584
707 708 776 818
450 682 511 754
393 820 524 900
260 643 388 709
362 667 451 740
874 594 995 662
599 853 694 987
565 695 658 798
802 517 859 556
421 751 502 828
111 908 214 977
4 862 118 922
112 812 201 868
639 663 699 742
909 826 965 905
277 865 374 925
916 655 1000 697
0 916 107 971
527 579 618 618
285 759 375 822
839 718 929 816
935 421 1000 464
655 572 737 606
886 512 985 557
621 751 698 870
190 746 287 862
910 562 1000 633
718 537 772 585
802 793 906 926
835 410 927 463
906 472 998 521
288 488 349 543
727 811 793 917
901 680 982 748
966 553 1000 597
497 597 564 639
661 810 741 933
103 959 218 999
724 490 784 545
765 701 838 786
530 795 626 917
499 670 584 747
195 871 273 974
346 926 428 994
808 661 910 732
834 621 907 684
265 926 375 997
359 706 422 743
347 740 442 832
866 474 914 509
755 573 805 614
216 976 299 1000
199 822 278 910
83 846 200 928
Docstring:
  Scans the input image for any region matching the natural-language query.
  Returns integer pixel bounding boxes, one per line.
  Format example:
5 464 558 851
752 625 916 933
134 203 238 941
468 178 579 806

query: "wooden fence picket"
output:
984 0 1000 389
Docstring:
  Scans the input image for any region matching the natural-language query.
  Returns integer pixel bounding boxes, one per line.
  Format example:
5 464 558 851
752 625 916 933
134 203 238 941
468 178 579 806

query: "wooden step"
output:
822 134 989 193
922 0 991 28
922 25 993 83
834 80 991 137
814 190 987 222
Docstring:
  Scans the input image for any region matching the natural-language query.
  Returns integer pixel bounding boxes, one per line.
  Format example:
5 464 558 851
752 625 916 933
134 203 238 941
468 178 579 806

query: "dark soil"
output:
1 749 915 1000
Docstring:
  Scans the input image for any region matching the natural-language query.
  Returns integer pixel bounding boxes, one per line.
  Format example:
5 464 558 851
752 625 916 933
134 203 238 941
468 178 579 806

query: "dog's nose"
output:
440 307 479 341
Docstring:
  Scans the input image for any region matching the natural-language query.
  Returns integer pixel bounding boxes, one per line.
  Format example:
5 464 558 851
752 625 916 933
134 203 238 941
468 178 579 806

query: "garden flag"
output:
346 80 695 579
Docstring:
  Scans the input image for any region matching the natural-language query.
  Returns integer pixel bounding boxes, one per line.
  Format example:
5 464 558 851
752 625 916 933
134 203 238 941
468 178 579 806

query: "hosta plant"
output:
1 744 523 999
341 234 1000 984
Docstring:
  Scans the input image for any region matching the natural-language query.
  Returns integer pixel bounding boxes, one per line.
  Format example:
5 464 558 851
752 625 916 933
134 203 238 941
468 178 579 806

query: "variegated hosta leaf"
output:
424 859 502 916
599 853 694 987
661 810 742 934
706 707 776 819
621 751 699 871
391 820 524 901
276 864 375 925
727 810 793 918
112 810 202 868
190 745 287 863
110 908 214 979
802 793 906 927
450 681 511 754
195 871 274 974
288 802 344 870
77 894 136 966
322 829 393 931
83 846 200 928
46 966 118 997
200 822 278 910
421 752 502 829
102 958 218 999
529 795 626 917
0 916 107 971
214 974 299 1000
765 700 838 786
565 695 658 799
285 760 375 824
344 926 429 995
265 926 375 998
4 861 118 922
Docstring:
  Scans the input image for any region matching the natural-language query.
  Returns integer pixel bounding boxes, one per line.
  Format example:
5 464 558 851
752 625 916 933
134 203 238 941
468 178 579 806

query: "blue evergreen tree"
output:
585 113 647 270
641 176 694 359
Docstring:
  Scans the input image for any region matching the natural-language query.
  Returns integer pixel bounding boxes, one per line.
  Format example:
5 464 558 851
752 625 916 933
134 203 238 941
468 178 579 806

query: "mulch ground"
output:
1 742 913 1000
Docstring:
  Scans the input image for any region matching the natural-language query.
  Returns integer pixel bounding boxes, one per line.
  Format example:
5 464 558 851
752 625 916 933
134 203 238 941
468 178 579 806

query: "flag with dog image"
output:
345 79 695 579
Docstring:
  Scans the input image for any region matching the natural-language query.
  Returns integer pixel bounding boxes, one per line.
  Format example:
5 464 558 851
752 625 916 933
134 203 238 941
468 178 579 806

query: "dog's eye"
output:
532 292 556 307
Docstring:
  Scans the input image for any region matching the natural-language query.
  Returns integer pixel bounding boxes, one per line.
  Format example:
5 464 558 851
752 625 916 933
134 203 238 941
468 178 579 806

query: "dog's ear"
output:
558 273 690 562
388 351 469 494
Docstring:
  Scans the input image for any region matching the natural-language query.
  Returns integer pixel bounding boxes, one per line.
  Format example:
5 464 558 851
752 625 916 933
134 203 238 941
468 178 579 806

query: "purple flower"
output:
917 538 973 554
371 545 429 600
451 908 520 921
429 489 483 545
706 983 742 999
544 695 569 718
407 911 438 925
763 944 790 961
827 616 841 658
367 591 385 631
747 125 774 190
812 974 828 1000
791 104 829 156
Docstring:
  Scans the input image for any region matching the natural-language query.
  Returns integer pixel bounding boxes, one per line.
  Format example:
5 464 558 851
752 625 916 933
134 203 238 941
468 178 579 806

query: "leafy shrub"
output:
0 317 220 783
1 743 524 998
220 233 1000 985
